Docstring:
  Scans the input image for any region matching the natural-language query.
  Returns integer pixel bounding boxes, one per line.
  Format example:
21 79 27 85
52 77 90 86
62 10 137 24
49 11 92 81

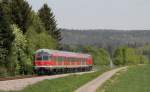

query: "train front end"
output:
34 49 53 74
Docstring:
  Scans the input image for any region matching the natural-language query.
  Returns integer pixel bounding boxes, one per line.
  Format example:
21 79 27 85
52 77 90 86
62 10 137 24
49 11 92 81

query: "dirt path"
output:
0 71 94 91
75 67 127 92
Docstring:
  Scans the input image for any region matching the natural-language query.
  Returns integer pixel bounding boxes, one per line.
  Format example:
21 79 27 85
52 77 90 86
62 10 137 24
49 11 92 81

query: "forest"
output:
61 29 150 48
0 0 61 76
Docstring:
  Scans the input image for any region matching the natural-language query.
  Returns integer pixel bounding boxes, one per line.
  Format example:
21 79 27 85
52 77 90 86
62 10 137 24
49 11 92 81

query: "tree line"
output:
63 45 149 66
61 29 150 49
0 0 61 76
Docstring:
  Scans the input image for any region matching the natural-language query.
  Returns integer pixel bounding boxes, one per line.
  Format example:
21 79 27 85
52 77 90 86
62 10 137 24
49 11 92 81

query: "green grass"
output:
2 66 109 92
97 64 150 92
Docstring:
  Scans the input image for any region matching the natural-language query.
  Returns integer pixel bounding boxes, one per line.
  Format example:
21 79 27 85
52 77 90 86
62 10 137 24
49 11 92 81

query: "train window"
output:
71 58 73 62
73 58 76 62
61 57 63 61
69 57 71 62
80 58 82 61
68 57 70 62
78 58 81 62
55 56 58 62
49 56 52 61
81 58 83 62
51 56 54 61
84 58 86 62
56 57 58 61
36 56 42 60
78 58 80 61
53 56 61 62
85 58 87 61
68 57 70 61
36 54 52 61
56 56 62 62
76 58 78 61
83 58 85 62
61 57 64 61
81 58 85 65
64 57 67 61
43 55 49 61
70 58 72 61
55 57 57 61
81 58 83 65
65 57 67 61
71 57 73 62
74 58 76 62
67 57 69 62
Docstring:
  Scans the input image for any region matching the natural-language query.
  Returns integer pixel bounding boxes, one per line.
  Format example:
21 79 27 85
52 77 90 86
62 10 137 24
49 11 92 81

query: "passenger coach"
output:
34 49 93 74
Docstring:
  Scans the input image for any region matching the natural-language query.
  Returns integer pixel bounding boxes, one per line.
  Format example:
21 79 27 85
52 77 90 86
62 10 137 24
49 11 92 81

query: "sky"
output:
27 0 150 30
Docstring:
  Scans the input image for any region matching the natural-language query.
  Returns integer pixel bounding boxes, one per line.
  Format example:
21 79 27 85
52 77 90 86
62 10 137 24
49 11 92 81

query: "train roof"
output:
35 49 91 58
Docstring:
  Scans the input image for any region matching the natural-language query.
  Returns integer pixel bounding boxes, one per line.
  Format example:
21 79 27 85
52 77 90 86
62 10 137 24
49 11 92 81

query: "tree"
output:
0 2 14 67
113 47 127 65
38 4 62 42
25 12 57 55
113 46 149 65
7 24 33 75
28 12 45 33
82 46 110 66
10 0 32 33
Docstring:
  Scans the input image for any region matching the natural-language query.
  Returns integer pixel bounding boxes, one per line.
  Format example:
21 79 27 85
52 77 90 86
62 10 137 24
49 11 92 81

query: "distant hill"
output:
60 29 150 48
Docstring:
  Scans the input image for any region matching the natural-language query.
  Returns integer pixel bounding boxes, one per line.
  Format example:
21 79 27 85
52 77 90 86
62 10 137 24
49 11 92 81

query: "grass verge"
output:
2 66 110 92
97 64 150 92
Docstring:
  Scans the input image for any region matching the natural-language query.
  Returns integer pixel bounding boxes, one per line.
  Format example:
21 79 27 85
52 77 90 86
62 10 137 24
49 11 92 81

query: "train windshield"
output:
36 56 42 60
43 56 49 60
36 55 50 61
36 52 51 61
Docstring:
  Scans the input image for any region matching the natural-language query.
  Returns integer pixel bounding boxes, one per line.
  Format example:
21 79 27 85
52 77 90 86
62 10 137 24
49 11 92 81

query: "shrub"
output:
113 46 149 65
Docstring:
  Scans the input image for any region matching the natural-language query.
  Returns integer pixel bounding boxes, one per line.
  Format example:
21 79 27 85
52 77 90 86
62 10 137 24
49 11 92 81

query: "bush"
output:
113 46 149 65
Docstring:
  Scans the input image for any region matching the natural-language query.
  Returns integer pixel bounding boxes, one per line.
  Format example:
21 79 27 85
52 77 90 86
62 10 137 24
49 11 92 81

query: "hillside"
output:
61 29 150 48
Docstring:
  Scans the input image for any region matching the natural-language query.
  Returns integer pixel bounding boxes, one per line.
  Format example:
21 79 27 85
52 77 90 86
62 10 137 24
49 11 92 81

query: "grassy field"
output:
97 64 150 92
2 66 109 92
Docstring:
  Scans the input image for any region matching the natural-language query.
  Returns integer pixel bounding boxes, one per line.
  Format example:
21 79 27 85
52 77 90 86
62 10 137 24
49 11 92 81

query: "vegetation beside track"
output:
0 67 110 92
97 64 150 92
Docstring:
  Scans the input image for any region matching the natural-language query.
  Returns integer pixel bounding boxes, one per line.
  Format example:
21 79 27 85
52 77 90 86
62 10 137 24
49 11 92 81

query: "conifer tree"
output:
0 2 14 67
38 4 62 42
10 0 32 34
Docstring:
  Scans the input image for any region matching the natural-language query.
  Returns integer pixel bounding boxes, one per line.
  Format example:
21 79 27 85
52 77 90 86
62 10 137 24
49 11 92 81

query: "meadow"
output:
97 64 150 92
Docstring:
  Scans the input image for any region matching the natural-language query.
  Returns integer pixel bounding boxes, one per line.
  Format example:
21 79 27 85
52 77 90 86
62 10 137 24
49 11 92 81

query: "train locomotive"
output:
34 49 93 74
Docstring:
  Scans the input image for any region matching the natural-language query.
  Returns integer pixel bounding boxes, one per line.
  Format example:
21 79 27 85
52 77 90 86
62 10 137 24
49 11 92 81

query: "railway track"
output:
0 71 95 91
0 75 40 81
0 68 96 81
0 73 83 81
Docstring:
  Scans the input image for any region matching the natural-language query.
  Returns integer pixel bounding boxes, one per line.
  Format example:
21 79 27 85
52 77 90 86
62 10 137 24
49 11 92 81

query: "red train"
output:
34 49 93 74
